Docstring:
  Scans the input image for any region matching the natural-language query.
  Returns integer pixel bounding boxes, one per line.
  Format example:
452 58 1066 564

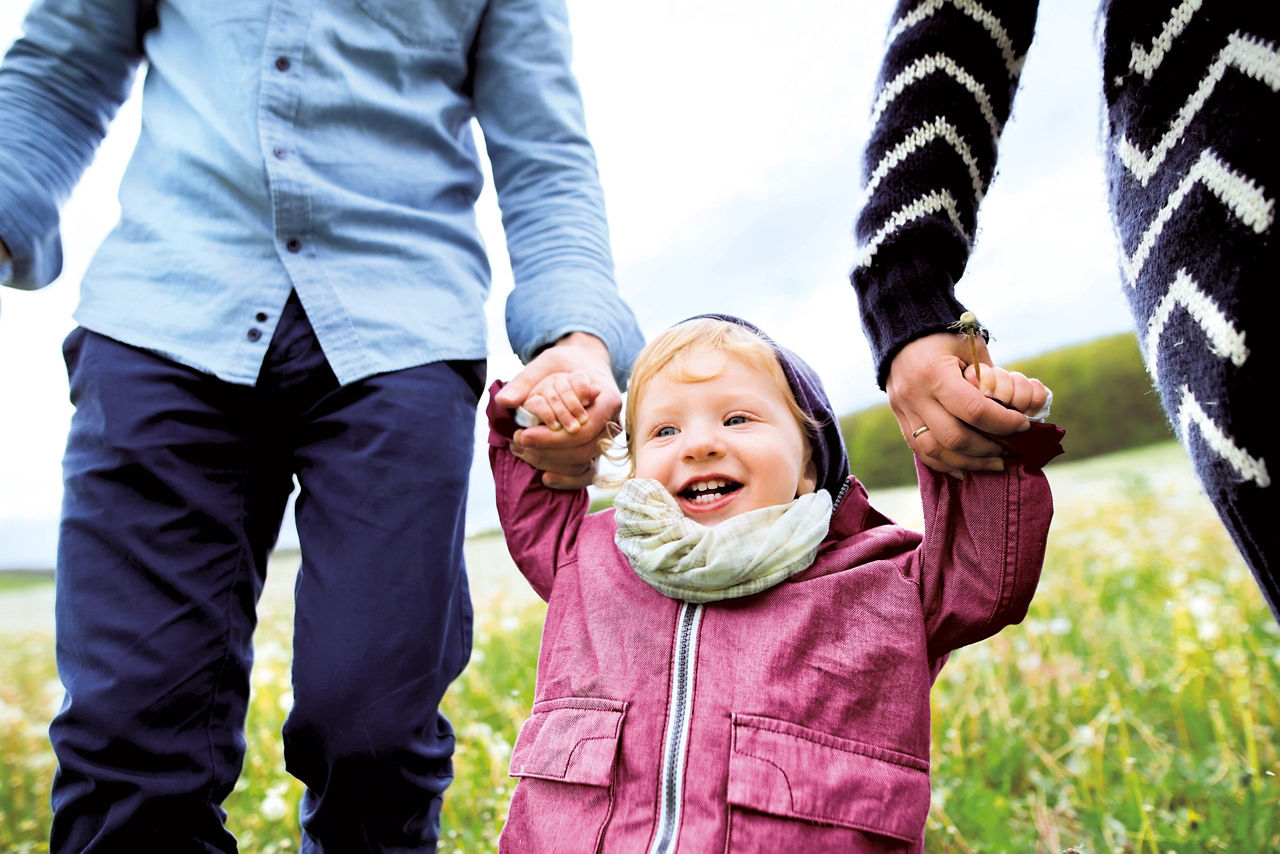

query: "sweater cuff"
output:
852 249 968 388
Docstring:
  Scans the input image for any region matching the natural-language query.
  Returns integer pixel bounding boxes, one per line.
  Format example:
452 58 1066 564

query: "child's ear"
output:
797 459 818 496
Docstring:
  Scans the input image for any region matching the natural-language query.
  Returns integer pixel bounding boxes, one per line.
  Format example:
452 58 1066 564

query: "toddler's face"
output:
632 347 816 526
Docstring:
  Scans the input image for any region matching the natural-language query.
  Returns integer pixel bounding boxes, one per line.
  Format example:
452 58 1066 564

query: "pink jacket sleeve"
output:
911 423 1064 660
486 381 590 602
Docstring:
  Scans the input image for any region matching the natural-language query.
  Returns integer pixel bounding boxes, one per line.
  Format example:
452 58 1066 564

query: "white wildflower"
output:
261 784 290 822
1072 725 1097 748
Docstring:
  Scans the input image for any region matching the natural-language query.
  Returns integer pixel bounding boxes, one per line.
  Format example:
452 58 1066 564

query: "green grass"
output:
0 571 53 594
1 441 1276 852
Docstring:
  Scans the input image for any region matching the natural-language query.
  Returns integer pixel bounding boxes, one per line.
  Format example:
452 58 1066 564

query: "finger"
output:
990 368 1014 406
1026 378 1049 415
545 375 590 433
519 394 560 431
495 371 538 409
540 455 600 490
911 416 1006 473
510 435 598 473
570 371 599 401
936 370 1028 436
895 401 1003 474
541 470 596 490
495 347 576 408
1005 371 1034 413
962 363 1005 402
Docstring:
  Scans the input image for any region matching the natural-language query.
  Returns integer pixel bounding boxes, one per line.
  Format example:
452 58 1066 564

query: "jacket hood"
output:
685 314 850 498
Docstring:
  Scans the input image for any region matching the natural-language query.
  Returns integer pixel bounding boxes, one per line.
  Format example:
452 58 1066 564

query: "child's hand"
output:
961 364 1050 419
516 370 599 434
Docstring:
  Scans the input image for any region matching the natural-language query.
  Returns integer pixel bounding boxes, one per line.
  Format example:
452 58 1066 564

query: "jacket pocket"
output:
726 714 930 848
353 0 483 50
501 697 627 853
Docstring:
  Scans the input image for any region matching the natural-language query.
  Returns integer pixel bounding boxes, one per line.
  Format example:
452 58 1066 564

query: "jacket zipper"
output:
833 477 852 510
648 601 703 854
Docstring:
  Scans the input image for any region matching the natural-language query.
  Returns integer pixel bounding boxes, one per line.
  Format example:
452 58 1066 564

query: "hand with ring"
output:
886 332 1033 478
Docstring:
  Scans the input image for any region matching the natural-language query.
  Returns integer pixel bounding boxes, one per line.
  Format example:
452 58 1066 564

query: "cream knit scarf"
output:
613 478 833 603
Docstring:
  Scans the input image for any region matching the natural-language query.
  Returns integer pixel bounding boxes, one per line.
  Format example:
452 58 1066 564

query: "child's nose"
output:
681 428 723 461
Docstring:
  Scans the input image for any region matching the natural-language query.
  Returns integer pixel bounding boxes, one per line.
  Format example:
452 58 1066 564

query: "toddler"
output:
486 315 1062 852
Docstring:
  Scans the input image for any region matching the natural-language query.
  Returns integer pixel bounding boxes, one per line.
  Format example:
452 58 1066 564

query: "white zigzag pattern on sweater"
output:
1175 385 1271 487
870 54 999 140
1143 269 1248 385
1121 149 1273 286
886 0 1024 78
856 190 965 269
1129 0 1203 79
1119 32 1280 185
864 116 985 203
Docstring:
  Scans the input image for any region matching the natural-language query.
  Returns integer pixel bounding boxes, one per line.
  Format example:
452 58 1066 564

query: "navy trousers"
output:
49 293 481 852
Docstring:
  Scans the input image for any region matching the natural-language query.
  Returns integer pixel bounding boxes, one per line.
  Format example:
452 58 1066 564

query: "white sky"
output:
0 0 1134 567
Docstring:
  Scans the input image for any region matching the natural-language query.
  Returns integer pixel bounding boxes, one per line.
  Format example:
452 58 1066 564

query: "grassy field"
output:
0 572 53 594
1 441 1276 852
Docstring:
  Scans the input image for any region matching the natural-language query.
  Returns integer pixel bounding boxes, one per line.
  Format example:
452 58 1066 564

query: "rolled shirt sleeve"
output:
0 0 146 289
472 0 643 388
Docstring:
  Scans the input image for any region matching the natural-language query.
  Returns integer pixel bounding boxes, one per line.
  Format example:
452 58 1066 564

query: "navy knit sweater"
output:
853 0 1279 616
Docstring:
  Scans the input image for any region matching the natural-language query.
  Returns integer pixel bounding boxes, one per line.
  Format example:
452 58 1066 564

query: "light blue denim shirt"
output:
0 0 642 387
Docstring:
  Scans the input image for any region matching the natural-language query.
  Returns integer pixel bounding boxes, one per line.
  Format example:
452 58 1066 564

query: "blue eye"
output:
656 426 678 437
725 415 748 426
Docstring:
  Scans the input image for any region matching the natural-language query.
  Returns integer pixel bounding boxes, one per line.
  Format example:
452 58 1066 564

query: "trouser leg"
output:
263 314 481 852
49 328 294 853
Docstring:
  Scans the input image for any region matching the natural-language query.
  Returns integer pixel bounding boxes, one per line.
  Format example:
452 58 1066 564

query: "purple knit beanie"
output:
685 314 851 498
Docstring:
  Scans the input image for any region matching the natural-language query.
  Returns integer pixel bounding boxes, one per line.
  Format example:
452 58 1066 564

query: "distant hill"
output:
840 333 1173 489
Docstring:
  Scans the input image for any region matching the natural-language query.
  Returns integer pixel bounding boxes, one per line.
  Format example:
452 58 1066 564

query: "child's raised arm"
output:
487 381 593 601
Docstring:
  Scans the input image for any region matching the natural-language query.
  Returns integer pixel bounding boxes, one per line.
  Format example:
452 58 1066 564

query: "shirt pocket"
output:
726 713 931 850
502 697 627 853
353 0 484 50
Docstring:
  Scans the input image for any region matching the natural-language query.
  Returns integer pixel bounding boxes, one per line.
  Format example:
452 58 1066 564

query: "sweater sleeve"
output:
851 0 1039 387
486 381 591 602
910 422 1063 660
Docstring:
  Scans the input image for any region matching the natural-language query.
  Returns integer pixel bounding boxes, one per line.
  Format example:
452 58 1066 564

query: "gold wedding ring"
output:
911 425 930 439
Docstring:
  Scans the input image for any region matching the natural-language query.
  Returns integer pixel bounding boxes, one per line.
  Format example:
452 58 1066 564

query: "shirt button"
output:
272 146 286 160
286 238 302 253
275 56 291 72
247 328 263 342
256 312 268 322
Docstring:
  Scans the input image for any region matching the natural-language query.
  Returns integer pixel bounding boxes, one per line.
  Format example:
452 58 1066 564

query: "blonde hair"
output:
608 318 815 481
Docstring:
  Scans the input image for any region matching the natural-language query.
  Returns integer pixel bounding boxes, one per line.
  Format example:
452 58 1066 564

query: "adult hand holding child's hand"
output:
496 332 621 490
889 332 1036 478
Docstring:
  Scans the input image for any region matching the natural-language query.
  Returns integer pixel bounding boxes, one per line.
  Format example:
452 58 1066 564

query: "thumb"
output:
494 373 534 407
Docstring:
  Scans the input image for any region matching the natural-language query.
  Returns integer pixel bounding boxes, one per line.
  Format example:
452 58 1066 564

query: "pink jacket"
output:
489 406 1059 853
